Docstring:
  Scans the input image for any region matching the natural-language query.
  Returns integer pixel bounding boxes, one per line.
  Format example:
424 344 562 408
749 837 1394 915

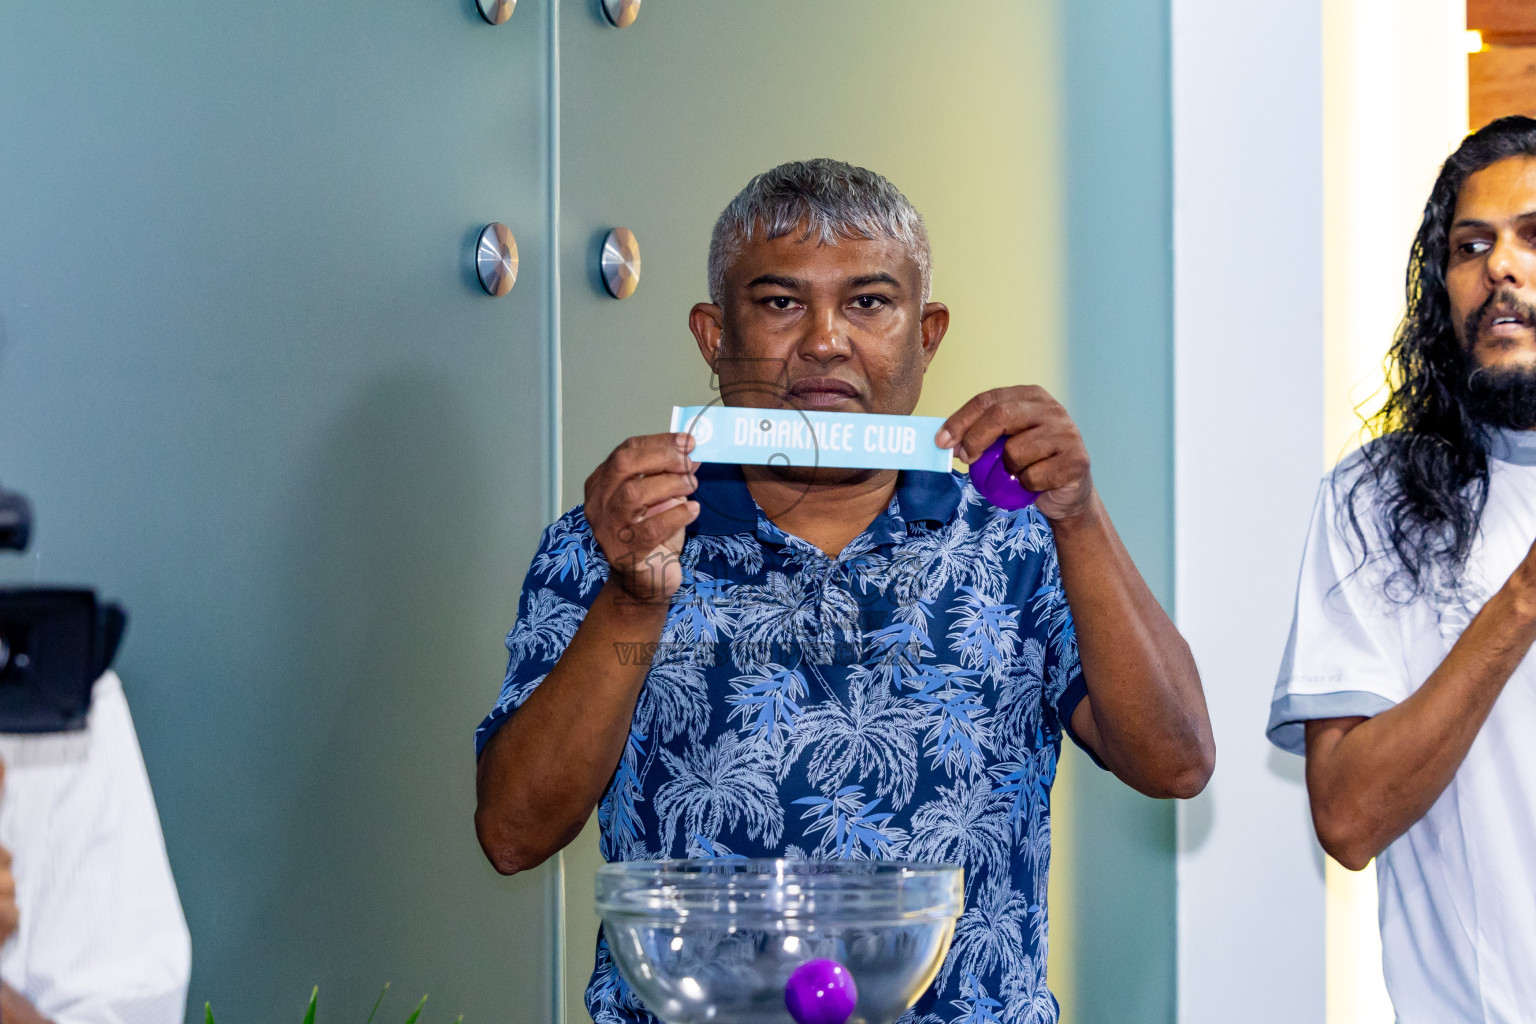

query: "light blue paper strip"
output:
670 405 952 472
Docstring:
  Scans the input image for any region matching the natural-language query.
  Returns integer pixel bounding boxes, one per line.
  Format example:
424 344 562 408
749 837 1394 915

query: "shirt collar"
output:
688 463 759 536
1488 427 1536 467
895 467 965 526
687 463 963 538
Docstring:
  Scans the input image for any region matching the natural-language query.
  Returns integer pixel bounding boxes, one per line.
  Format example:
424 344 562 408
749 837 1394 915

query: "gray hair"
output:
707 158 932 306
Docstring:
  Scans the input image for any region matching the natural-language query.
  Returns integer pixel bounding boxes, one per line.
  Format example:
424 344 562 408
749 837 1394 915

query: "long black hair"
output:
1345 115 1536 602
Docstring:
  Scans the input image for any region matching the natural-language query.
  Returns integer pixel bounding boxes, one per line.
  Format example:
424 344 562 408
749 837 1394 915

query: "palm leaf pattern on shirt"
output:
950 975 1008 1024
999 506 1053 560
908 775 1012 887
726 663 807 744
484 482 1077 1024
842 542 893 595
665 569 735 652
865 619 934 692
993 639 1047 757
942 877 1031 991
948 587 1021 686
504 588 585 675
1001 951 1058 1024
684 534 764 575
494 671 546 717
912 517 981 596
634 659 711 746
907 664 994 777
779 665 926 809
534 516 609 595
655 732 784 854
598 725 650 861
727 571 822 669
793 784 910 859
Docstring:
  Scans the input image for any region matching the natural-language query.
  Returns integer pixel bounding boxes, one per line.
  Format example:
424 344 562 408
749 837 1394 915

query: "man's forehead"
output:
730 232 919 286
1456 155 1536 223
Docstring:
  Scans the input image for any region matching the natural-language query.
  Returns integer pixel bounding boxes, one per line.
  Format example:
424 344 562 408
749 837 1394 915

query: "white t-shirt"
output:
0 671 191 1024
1270 428 1536 1024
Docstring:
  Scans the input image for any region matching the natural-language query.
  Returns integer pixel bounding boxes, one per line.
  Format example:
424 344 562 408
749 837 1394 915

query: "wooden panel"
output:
1472 45 1536 128
1470 0 1536 45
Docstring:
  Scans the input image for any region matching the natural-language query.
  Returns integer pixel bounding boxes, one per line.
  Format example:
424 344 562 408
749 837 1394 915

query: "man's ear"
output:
919 302 950 370
690 303 726 369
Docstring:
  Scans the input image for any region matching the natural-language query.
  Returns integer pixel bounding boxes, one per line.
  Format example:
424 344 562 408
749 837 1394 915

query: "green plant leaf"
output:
401 994 427 1024
365 982 390 1024
205 1003 216 1024
302 986 318 1024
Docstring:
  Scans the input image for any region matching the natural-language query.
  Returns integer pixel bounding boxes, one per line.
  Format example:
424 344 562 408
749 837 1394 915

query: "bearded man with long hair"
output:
1270 115 1536 1021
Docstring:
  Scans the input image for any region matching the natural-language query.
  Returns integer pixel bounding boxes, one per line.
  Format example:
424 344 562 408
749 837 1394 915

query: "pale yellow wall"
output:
1323 0 1468 461
555 1 1183 1021
1321 2 1467 1021
556 5 1062 1018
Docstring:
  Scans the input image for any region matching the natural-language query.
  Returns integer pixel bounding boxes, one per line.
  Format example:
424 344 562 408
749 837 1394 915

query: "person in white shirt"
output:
1270 114 1536 1023
0 671 191 1024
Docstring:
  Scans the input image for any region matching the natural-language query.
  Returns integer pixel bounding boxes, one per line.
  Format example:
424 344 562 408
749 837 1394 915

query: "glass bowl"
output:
595 859 964 1024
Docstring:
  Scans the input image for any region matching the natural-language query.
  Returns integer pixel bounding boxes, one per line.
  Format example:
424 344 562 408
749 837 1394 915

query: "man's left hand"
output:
936 385 1093 521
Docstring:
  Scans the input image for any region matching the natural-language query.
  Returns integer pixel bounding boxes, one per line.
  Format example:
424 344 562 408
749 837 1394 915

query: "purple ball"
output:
971 437 1038 511
784 959 858 1024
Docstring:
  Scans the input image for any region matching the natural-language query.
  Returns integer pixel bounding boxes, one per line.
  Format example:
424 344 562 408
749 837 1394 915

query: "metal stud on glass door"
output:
600 227 641 299
602 0 641 28
475 0 515 25
476 223 519 297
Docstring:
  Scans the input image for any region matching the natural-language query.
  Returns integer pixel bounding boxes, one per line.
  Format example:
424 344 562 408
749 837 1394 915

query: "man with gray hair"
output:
474 159 1213 1022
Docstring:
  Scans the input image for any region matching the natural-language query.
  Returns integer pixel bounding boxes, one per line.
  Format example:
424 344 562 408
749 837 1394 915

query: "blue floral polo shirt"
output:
476 464 1089 1024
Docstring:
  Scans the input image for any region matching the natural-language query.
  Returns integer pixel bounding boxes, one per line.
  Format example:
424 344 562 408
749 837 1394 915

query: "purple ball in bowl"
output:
785 959 859 1024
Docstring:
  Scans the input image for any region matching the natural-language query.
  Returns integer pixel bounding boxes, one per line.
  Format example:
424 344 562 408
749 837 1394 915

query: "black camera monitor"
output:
0 588 125 734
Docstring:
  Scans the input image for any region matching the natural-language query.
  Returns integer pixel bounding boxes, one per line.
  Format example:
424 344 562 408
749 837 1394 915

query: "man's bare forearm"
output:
1306 573 1536 869
1051 488 1214 798
1 983 53 1024
474 581 669 875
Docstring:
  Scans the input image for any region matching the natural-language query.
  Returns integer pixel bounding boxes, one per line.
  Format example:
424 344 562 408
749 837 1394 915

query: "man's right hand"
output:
477 435 699 875
584 432 700 605
0 760 16 945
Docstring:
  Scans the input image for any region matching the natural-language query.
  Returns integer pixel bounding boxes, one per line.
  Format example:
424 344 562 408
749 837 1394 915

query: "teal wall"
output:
0 2 1176 1022
0 5 556 1022
1055 0 1178 1021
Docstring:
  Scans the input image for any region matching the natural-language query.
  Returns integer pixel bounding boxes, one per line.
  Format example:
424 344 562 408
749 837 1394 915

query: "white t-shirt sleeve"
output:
1267 473 1414 755
0 672 193 1024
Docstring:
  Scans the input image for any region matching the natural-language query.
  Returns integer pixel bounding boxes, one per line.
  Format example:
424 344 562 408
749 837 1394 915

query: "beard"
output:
1461 288 1536 430
1466 361 1536 430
